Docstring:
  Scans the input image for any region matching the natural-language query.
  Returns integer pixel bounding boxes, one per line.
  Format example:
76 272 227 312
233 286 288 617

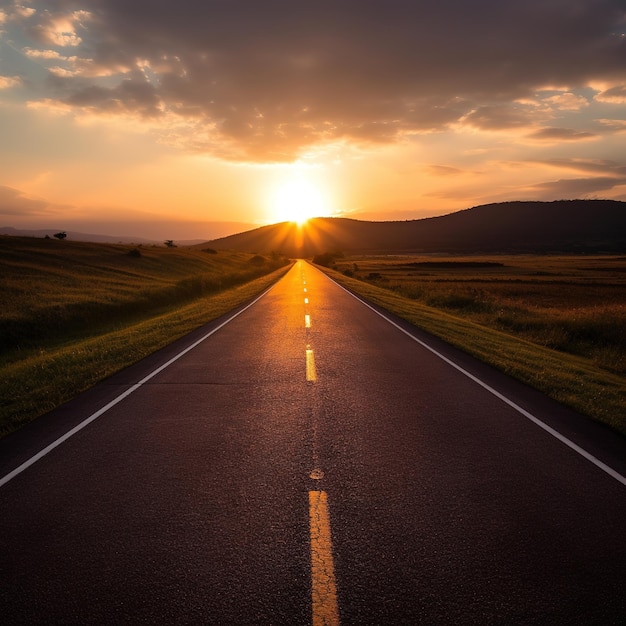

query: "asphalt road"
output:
1 261 625 625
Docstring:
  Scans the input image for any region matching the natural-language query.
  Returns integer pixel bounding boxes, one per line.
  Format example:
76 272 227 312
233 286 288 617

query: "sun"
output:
270 177 329 225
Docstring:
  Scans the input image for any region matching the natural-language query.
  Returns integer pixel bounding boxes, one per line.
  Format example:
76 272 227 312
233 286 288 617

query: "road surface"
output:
1 261 625 625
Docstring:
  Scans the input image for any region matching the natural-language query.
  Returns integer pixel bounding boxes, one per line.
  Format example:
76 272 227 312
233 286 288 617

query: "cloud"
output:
28 11 92 47
531 176 626 196
61 74 163 118
542 92 590 111
532 158 626 176
23 47 65 60
0 185 55 216
594 118 626 133
427 165 466 177
0 75 22 88
7 0 626 161
9 5 37 20
526 127 597 142
595 84 626 103
462 105 535 131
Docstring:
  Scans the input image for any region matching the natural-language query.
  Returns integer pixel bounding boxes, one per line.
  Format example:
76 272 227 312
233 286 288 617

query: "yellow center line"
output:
306 348 317 381
309 490 340 626
301 272 337 623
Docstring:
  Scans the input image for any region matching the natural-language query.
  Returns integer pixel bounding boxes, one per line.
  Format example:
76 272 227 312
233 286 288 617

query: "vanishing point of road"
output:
1 261 625 625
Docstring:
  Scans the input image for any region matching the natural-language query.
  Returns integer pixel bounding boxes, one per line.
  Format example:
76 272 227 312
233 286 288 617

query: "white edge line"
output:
0 285 275 489
323 270 626 487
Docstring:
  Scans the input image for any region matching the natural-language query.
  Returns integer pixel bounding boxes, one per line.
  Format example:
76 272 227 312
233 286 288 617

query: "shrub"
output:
313 252 340 267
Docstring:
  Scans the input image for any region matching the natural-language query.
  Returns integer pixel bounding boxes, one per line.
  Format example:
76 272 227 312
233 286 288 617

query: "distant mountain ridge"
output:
204 200 626 256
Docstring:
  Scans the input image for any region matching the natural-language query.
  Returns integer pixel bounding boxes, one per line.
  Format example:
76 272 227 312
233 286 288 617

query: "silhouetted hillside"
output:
204 200 626 256
0 226 161 245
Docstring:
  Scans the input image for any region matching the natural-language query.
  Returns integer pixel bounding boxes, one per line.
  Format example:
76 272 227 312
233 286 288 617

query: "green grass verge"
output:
318 266 626 436
0 265 291 438
1 236 288 353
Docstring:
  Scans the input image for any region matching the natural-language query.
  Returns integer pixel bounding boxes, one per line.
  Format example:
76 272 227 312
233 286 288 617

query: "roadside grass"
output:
1 236 288 355
319 257 626 435
0 236 292 437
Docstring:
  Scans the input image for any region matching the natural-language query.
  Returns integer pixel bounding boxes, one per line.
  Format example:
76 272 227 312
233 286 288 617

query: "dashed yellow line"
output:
302 269 338 623
306 348 317 381
309 490 340 626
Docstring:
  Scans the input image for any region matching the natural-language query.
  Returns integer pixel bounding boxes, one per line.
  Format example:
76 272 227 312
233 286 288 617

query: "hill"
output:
0 236 289 352
0 226 160 245
203 200 626 256
0 235 291 436
0 226 211 246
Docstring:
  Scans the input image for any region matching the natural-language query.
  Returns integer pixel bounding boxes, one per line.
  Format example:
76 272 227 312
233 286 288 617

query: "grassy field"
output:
3 238 624 438
0 236 292 437
322 254 626 435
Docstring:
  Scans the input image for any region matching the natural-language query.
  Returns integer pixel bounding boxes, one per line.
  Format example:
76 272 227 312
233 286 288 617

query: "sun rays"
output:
268 176 332 225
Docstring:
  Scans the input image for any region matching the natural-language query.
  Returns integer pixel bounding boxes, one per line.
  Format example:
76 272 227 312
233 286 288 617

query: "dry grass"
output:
323 255 626 434
0 236 292 436
335 255 626 375
1 237 288 356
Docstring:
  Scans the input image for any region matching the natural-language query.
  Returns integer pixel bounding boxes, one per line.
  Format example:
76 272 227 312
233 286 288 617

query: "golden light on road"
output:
309 490 340 626
269 177 331 225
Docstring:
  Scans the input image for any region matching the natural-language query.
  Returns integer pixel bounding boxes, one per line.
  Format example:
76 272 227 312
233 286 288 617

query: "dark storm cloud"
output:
12 0 626 160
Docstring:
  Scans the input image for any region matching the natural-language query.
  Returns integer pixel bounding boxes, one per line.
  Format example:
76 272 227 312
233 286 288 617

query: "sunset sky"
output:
1 0 625 240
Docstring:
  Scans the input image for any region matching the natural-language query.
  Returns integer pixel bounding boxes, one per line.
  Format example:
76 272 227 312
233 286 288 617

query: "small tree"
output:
249 254 266 266
312 251 340 267
164 239 176 248
53 231 67 240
